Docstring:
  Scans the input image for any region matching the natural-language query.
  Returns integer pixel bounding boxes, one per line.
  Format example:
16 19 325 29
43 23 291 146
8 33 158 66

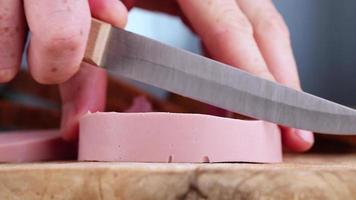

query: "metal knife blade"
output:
96 26 356 135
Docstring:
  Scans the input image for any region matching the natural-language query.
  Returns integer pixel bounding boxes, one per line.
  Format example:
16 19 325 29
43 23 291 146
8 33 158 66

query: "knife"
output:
84 19 356 135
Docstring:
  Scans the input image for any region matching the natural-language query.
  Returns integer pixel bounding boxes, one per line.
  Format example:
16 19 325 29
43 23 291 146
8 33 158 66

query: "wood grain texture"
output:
84 19 112 66
1 153 356 200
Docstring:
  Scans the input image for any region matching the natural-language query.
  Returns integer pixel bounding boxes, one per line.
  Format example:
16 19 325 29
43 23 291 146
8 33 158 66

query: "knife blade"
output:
84 19 356 135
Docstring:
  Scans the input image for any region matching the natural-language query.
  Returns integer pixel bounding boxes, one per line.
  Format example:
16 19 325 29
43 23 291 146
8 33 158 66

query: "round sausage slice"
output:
79 112 282 163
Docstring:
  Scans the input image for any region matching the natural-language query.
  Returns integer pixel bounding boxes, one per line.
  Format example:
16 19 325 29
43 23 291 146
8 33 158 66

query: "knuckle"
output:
231 14 254 35
201 1 255 40
209 12 253 40
255 10 290 38
42 29 83 56
221 7 253 35
32 28 84 84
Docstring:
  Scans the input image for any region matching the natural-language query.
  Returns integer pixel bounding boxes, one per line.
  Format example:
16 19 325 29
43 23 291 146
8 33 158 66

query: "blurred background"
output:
126 0 356 106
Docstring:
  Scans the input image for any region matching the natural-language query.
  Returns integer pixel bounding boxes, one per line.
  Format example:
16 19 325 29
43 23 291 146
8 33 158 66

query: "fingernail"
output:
296 129 314 144
0 68 16 83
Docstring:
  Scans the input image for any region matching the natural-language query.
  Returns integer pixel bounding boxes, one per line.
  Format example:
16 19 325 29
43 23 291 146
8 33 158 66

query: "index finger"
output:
24 0 91 84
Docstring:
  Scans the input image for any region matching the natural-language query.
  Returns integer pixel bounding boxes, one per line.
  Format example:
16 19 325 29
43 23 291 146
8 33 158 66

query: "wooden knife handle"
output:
84 19 112 66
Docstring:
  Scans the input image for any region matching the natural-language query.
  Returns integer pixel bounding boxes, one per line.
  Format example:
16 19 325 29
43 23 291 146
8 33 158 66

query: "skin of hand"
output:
122 0 314 152
0 0 128 141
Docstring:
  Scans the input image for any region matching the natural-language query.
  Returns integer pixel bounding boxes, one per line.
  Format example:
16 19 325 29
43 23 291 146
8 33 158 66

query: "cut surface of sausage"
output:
79 112 282 163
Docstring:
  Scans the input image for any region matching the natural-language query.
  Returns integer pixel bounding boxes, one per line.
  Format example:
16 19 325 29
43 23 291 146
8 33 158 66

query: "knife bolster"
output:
84 19 112 66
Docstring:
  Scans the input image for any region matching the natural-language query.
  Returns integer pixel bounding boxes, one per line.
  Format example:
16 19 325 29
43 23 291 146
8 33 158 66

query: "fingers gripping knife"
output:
84 19 356 135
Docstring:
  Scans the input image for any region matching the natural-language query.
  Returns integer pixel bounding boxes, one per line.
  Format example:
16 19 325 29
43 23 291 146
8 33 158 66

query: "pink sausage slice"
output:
0 130 75 163
79 113 282 163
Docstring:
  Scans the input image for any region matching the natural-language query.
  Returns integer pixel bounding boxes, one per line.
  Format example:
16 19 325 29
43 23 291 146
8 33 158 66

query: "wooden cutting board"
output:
1 153 356 200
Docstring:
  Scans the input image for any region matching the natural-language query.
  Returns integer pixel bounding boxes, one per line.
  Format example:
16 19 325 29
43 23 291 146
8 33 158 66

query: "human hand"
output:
0 0 127 140
122 0 314 152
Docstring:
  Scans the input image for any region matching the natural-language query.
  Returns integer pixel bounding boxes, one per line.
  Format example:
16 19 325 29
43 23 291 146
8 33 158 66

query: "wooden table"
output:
1 153 356 200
